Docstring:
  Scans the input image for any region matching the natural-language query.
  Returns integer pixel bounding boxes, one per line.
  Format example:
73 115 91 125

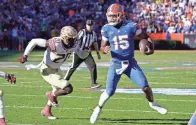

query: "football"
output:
139 39 153 55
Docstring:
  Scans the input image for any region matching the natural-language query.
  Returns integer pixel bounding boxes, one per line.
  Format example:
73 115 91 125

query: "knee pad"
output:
0 89 3 97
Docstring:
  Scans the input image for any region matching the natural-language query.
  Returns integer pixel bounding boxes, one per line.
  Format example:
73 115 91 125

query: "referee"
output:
65 20 101 89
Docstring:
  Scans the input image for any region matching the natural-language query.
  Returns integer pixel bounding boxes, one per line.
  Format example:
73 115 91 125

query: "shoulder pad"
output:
46 38 61 52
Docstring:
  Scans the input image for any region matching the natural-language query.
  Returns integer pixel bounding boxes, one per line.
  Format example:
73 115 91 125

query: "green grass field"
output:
0 50 195 125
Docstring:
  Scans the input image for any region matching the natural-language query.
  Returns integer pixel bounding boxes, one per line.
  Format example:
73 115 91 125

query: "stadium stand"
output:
0 0 195 51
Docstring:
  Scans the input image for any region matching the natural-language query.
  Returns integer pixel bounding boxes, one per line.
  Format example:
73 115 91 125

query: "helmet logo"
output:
106 3 124 25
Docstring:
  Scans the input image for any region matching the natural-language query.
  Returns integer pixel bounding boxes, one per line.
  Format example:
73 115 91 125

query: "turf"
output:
0 50 195 125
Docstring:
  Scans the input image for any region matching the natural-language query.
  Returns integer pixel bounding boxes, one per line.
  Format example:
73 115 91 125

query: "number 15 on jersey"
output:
113 35 129 50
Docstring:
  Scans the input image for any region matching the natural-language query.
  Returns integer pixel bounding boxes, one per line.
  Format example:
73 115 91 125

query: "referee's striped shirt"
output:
77 29 97 51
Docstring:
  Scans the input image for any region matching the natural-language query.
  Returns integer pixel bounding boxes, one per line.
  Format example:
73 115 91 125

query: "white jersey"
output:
24 37 75 69
43 38 74 68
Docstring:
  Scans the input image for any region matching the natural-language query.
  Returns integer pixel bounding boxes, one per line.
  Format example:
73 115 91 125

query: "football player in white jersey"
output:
19 26 78 119
0 71 16 125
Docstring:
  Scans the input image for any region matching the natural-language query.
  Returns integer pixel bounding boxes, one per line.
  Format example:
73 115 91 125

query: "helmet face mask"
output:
63 37 77 48
106 3 124 25
106 13 120 25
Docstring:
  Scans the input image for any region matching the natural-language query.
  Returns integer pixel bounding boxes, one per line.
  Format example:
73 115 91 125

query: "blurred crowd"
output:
0 0 195 51
130 0 196 34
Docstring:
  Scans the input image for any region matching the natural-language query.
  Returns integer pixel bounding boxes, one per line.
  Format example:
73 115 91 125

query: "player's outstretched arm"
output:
19 38 47 63
0 71 16 84
135 30 154 55
100 40 110 54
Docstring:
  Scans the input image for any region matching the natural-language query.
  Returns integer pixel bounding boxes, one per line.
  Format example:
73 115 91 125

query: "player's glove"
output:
5 73 16 84
19 55 28 63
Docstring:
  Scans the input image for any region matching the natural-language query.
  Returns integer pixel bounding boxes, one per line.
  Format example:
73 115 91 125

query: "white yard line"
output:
150 82 196 85
4 94 196 102
5 105 193 115
149 76 196 80
149 72 196 75
1 79 196 86
0 84 51 88
15 76 196 85
9 123 41 125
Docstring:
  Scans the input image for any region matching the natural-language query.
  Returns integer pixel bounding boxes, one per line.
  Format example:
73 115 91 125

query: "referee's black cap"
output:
86 20 93 26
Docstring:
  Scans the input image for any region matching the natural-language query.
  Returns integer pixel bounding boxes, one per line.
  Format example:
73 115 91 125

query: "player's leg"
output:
41 67 73 105
41 86 56 120
188 111 196 125
64 52 84 80
40 64 73 119
40 67 58 119
41 82 73 120
127 59 167 115
84 53 101 88
90 63 122 124
0 89 6 125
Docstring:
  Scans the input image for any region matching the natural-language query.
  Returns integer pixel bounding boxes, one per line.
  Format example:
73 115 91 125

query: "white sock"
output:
47 100 52 106
52 86 58 97
0 96 5 118
149 102 153 105
98 91 110 108
149 101 156 106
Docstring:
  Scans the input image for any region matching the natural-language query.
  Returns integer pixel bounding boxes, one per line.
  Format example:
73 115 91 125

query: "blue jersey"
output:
101 21 138 60
101 22 148 96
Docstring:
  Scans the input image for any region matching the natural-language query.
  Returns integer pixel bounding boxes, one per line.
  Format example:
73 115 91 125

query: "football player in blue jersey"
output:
90 3 167 124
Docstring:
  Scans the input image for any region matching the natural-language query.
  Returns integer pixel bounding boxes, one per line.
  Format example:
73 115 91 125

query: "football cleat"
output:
41 105 56 120
46 92 58 107
149 102 167 115
0 118 7 125
91 83 101 89
90 106 102 124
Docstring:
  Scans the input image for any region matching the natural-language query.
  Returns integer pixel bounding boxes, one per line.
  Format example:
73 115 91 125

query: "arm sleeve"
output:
24 38 46 56
0 71 6 78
